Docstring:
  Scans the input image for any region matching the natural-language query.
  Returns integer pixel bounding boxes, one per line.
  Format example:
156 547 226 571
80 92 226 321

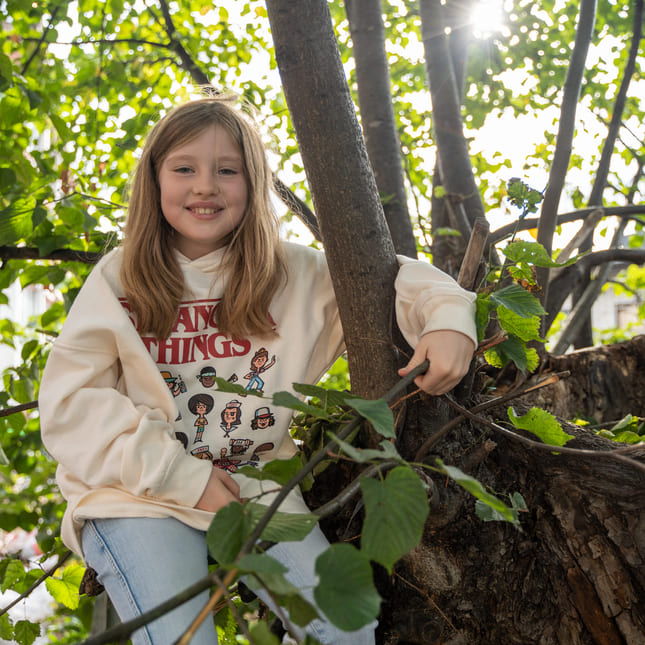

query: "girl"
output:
39 97 477 644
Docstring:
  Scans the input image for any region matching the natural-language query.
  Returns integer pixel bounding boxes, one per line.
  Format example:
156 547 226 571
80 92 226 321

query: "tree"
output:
1 0 645 643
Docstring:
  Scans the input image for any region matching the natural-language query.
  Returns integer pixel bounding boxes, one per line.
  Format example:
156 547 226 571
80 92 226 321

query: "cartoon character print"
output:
243 347 276 393
229 437 253 456
246 442 275 466
213 447 240 473
251 406 276 431
191 445 213 461
175 431 188 449
220 399 242 438
188 393 214 443
197 366 238 388
161 371 186 398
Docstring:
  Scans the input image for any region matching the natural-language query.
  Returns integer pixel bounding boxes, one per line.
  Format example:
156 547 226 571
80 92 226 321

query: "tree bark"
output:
571 0 643 349
419 0 486 236
346 0 418 258
536 0 597 309
265 0 401 400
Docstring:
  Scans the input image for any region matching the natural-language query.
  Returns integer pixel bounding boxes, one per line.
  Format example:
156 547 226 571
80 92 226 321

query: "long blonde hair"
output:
120 97 287 339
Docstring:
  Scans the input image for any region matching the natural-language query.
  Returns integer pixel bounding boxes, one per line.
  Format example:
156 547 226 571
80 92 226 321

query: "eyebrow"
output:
165 153 243 165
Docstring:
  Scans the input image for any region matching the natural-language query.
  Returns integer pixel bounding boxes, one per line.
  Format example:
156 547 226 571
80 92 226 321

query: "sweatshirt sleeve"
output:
394 255 478 348
39 261 212 509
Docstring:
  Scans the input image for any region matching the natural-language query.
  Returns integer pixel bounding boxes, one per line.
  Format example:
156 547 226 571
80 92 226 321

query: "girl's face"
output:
158 124 249 259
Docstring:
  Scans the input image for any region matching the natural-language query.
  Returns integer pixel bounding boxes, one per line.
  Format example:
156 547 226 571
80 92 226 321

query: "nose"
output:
193 172 220 196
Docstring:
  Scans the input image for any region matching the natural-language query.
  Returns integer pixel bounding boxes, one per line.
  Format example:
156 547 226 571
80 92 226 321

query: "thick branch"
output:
346 0 417 257
489 205 645 246
419 0 485 235
545 248 645 331
536 0 597 303
266 0 400 400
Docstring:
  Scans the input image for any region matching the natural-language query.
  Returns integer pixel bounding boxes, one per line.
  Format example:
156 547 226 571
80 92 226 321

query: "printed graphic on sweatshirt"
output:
188 393 214 443
243 348 276 393
213 447 241 473
161 370 186 397
191 445 213 461
118 298 275 365
251 406 276 430
197 365 238 388
220 399 242 438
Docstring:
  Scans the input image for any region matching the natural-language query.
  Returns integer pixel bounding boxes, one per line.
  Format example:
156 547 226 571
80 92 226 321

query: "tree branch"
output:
536 0 597 305
0 550 73 618
545 248 645 332
489 205 645 246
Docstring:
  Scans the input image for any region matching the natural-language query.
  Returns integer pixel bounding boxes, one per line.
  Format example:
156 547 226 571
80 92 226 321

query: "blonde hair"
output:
120 97 287 339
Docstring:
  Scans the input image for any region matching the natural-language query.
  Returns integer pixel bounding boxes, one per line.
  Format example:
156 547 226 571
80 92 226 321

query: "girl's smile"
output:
158 124 248 259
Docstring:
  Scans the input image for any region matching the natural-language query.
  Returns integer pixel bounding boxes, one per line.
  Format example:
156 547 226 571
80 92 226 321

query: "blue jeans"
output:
81 517 376 644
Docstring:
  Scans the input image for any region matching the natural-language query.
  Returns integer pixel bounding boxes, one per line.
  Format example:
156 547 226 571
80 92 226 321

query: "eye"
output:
218 167 238 176
173 166 193 174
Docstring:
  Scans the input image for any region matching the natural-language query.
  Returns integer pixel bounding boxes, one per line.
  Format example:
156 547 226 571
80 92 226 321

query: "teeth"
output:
192 208 219 215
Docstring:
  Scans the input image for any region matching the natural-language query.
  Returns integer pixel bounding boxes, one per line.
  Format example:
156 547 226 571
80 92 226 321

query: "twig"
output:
0 401 39 418
0 550 73 617
174 568 238 645
414 371 571 462
441 395 645 475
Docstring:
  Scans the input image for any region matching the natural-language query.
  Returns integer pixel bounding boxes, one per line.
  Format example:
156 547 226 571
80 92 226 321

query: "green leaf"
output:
45 562 85 610
1 559 25 593
206 502 248 564
507 407 573 447
272 391 330 419
502 240 576 268
13 620 40 645
236 553 288 576
206 502 318 564
292 382 352 409
0 613 13 640
436 459 519 524
360 467 429 572
491 284 546 317
247 621 282 645
346 397 395 438
475 294 495 341
235 455 302 485
328 436 402 463
497 306 543 342
212 377 262 398
314 544 381 631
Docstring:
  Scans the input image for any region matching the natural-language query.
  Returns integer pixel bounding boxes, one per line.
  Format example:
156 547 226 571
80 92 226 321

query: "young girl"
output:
39 97 477 644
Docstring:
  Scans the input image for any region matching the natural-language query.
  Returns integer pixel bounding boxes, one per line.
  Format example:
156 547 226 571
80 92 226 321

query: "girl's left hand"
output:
398 330 476 395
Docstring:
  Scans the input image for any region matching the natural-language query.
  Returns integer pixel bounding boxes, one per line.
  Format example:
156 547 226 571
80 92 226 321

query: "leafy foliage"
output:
0 0 643 641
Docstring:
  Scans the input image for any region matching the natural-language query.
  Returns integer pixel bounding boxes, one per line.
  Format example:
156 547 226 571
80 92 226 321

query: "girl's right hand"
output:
195 467 241 512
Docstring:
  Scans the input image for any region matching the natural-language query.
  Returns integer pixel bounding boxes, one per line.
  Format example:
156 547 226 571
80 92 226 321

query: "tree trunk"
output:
346 0 418 258
570 0 643 349
378 413 645 644
265 0 401 400
516 335 645 424
419 0 486 236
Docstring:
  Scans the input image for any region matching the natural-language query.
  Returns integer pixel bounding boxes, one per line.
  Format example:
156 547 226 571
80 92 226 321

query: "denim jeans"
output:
81 517 376 644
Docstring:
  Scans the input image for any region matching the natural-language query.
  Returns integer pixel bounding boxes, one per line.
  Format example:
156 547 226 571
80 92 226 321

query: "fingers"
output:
399 330 475 396
195 467 241 512
211 466 241 498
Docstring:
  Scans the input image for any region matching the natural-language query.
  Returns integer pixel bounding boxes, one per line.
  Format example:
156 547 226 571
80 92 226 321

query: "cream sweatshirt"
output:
39 242 477 556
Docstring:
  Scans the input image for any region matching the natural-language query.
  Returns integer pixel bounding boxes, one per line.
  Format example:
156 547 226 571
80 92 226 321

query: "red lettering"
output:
190 334 210 362
174 305 197 333
193 304 214 331
232 336 251 356
156 337 183 364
